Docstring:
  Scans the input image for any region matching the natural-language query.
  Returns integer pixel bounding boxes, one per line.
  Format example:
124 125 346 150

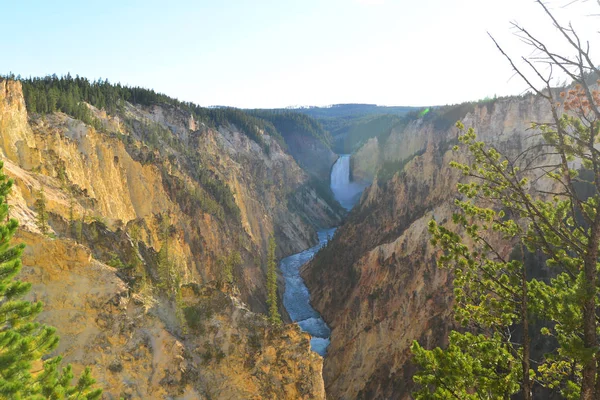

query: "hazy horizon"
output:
3 0 599 108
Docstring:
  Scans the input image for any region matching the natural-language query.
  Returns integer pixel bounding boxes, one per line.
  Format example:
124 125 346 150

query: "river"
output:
279 154 366 356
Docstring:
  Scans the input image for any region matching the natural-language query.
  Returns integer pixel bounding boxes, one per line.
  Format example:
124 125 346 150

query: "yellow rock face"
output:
1 79 331 399
18 231 325 399
0 80 41 169
1 76 341 305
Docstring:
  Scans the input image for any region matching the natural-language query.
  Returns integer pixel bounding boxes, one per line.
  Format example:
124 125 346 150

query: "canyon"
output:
1 78 344 399
2 74 565 399
11 0 600 397
280 154 367 358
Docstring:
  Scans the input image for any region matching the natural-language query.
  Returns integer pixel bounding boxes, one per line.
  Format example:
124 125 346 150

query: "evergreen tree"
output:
217 251 241 287
411 143 531 398
68 191 75 238
25 90 36 114
413 98 600 399
34 186 49 235
0 160 101 398
226 251 241 284
157 213 181 296
47 87 59 113
412 3 600 398
266 236 281 325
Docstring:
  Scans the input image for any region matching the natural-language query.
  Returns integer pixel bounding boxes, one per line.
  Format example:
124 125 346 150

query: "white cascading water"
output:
280 154 367 356
330 154 368 210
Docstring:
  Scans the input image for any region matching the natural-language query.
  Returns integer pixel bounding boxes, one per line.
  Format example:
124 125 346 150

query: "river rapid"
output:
279 154 366 356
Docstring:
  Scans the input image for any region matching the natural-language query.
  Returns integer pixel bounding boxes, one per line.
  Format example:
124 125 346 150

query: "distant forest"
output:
249 110 333 147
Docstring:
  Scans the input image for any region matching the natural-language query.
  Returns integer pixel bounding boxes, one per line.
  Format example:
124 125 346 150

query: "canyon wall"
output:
0 79 338 398
303 94 555 399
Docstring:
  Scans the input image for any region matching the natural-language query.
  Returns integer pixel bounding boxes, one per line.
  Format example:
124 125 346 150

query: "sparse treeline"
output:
3 73 286 150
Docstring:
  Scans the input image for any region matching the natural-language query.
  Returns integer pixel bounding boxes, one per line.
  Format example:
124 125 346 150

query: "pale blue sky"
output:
2 0 598 108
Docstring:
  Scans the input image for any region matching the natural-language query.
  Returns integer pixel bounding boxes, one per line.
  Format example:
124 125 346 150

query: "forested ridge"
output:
0 74 249 223
5 73 290 150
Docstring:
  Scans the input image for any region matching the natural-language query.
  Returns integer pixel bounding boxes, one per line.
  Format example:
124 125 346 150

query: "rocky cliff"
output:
17 229 325 399
303 94 555 399
1 78 339 398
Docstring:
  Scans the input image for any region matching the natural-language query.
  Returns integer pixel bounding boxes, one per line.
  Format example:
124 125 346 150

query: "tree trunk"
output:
521 254 532 400
580 218 600 400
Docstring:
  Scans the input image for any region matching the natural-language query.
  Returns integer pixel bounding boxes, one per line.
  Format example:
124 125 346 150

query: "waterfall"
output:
330 154 367 210
331 154 351 189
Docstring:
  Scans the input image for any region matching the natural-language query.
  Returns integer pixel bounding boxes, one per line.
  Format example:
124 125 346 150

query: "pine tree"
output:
77 204 87 244
34 186 49 235
413 102 600 399
412 159 530 399
0 160 102 398
25 90 37 114
412 3 600 398
226 251 241 284
68 190 75 238
157 213 181 296
217 251 241 288
266 236 281 325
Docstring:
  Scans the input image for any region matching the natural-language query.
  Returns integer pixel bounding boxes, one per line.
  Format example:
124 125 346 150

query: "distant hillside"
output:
290 104 420 120
249 110 337 179
329 114 405 154
255 104 421 154
249 109 333 148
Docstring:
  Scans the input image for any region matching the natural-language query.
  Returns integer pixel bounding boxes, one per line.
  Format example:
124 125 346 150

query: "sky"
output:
1 0 599 108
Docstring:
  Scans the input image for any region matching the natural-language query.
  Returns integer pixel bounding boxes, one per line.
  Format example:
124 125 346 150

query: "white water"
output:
280 155 367 356
280 228 335 356
330 154 368 210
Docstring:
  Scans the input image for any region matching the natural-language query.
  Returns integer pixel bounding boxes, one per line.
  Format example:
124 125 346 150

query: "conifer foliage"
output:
411 3 600 399
34 186 49 236
0 161 101 399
